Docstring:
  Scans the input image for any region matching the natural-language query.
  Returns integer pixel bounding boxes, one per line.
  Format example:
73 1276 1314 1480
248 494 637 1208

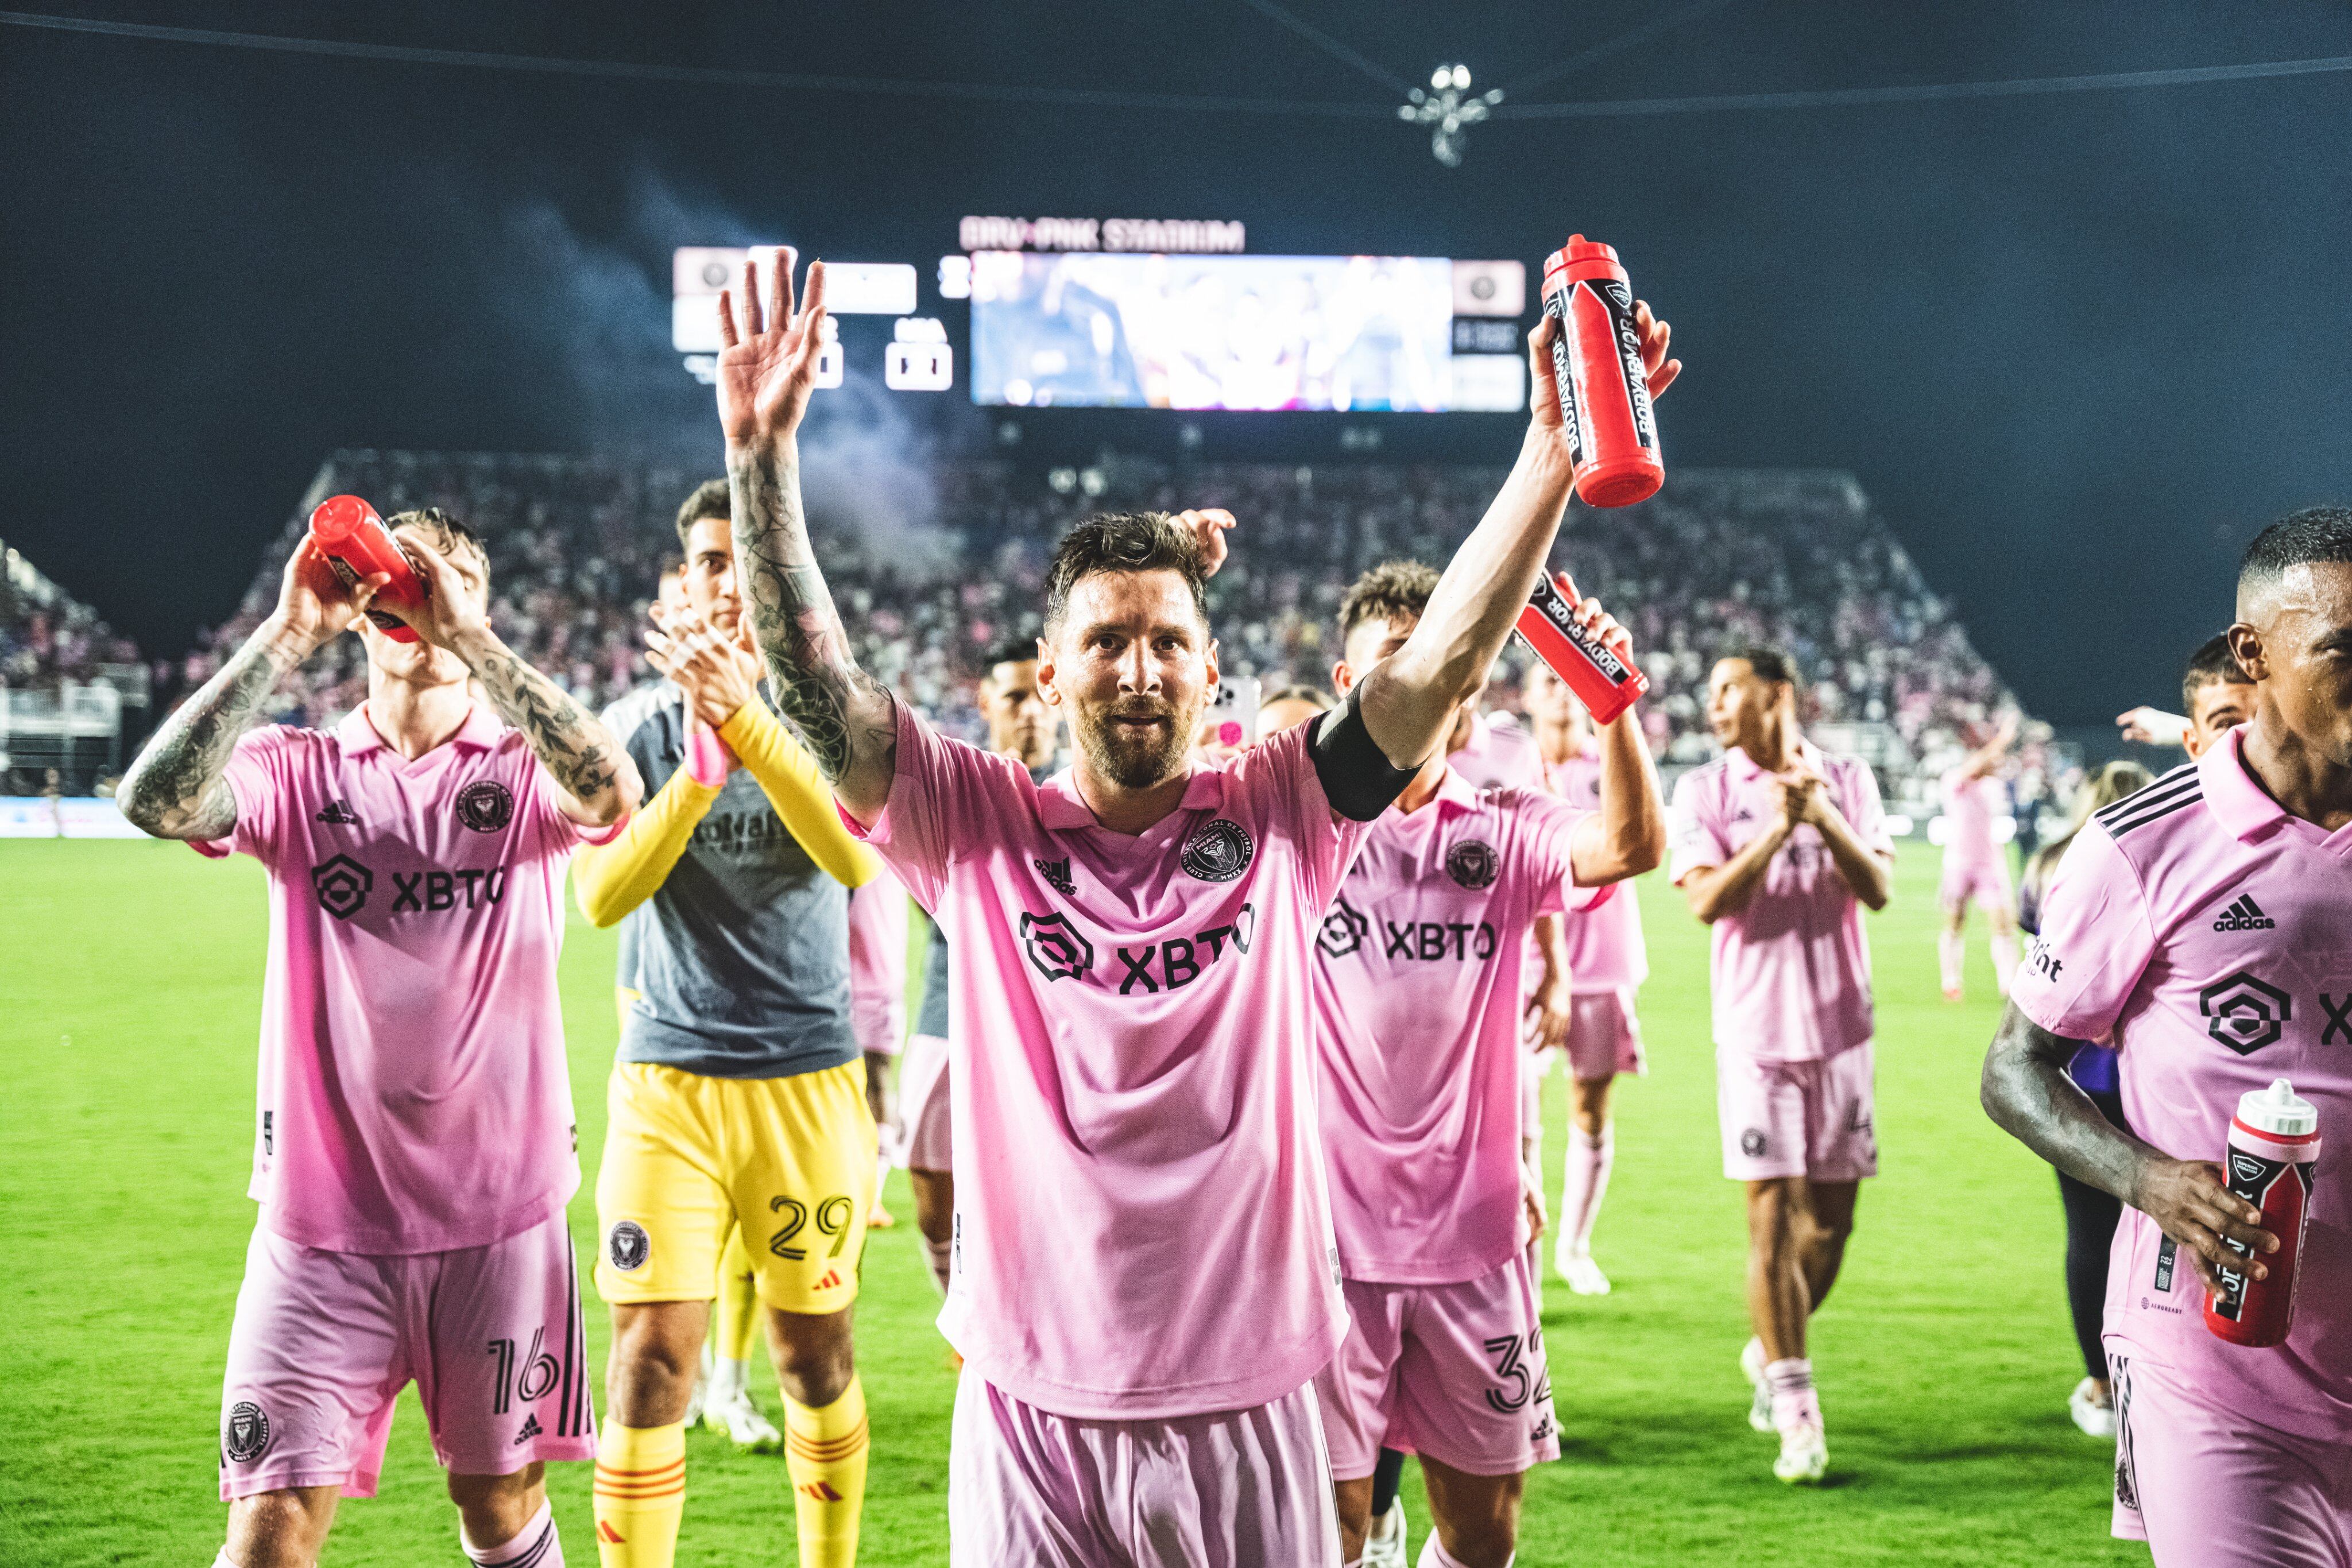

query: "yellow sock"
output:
716 1225 761 1364
593 1419 685 1568
784 1376 868 1567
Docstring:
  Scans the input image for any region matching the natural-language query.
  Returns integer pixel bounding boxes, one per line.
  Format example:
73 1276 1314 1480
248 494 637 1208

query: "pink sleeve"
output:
837 696 992 913
1229 719 1367 913
1844 760 1896 857
847 872 910 1056
522 751 625 857
191 727 301 862
1520 792 1608 916
1667 769 1728 881
2009 824 2156 1042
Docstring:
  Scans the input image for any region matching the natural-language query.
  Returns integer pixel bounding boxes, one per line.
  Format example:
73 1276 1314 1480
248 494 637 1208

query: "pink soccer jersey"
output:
1669 741 1891 1060
192 705 609 1255
1312 771 1604 1283
1448 708 1544 792
846 699 1369 1420
846 869 909 1056
1941 766 2003 868
2011 729 2352 1442
1541 748 1649 991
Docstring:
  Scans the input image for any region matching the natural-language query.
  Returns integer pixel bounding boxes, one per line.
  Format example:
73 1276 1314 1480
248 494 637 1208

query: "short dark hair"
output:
1723 643 1797 689
2240 506 2352 592
1338 560 1441 642
675 478 732 549
984 640 1041 671
1043 512 1207 638
1262 684 1334 711
387 507 488 579
2181 632 2249 710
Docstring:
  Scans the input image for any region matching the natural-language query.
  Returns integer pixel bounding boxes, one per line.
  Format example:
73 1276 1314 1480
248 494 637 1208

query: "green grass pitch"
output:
1 839 2144 1565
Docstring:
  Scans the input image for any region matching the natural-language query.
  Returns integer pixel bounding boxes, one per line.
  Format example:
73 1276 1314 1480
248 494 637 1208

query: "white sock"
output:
1990 931 2020 995
924 1234 952 1296
213 1552 237 1568
462 1499 563 1565
875 1150 893 1197
1560 1123 1614 1256
707 1356 748 1403
1417 1533 1506 1568
1765 1357 1821 1431
1937 929 1964 993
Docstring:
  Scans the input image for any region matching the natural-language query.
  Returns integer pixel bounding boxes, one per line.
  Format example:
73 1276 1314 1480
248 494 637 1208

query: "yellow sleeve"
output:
719 700 882 889
571 765 722 927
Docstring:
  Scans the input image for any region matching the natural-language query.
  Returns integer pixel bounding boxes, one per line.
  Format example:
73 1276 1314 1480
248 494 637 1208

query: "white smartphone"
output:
1200 676 1262 752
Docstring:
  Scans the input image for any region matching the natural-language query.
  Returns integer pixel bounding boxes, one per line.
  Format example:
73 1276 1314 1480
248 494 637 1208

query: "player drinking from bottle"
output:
1311 562 1665 1568
714 247 1676 1564
1670 646 1893 1485
1984 508 2352 1567
571 478 884 1567
119 510 642 1568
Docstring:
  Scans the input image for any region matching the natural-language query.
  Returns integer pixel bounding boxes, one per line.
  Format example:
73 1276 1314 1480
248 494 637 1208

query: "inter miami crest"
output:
457 780 515 833
607 1219 651 1273
311 854 373 921
1319 896 1370 959
1180 818 1254 882
1445 839 1500 889
2199 971 2292 1055
223 1401 271 1464
1020 911 1095 982
1740 1128 1769 1159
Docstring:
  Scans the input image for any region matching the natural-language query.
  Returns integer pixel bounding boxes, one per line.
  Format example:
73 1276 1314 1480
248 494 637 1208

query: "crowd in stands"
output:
1 539 143 694
167 450 2016 777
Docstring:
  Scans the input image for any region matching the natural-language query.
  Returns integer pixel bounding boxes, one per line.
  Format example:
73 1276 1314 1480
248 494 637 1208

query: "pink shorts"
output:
1313 1250 1560 1480
1937 856 2013 915
900 1031 952 1173
1716 1044 1878 1183
2112 1351 2352 1566
948 1372 1341 1567
1562 988 1645 1080
218 1211 594 1499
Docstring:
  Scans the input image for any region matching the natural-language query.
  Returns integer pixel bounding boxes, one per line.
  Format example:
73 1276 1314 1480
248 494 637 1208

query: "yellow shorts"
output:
594 1060 877 1315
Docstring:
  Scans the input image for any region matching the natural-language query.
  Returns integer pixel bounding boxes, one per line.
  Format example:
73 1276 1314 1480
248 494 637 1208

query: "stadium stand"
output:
171 451 2017 793
1 537 148 792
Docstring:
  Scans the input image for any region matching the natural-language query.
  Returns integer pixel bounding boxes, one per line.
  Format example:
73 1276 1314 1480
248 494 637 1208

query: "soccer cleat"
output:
1740 1338 1774 1434
1942 984 1964 1003
1557 1249 1612 1296
868 1199 897 1229
2069 1377 2117 1439
1774 1421 1829 1485
705 1385 783 1453
682 1343 713 1429
1363 1499 1407 1568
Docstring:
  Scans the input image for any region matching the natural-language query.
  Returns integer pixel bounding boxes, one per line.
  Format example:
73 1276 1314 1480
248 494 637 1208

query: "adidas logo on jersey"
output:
2213 894 2275 932
814 1268 844 1291
315 799 360 825
513 1413 542 1446
1034 857 1076 896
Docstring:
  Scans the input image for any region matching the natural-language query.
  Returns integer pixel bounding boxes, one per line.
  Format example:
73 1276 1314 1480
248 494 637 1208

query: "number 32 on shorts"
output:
769 1193 856 1261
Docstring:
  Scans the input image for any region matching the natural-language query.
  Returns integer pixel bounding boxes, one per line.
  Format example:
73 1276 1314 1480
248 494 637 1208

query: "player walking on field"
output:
902 643 1061 1298
1986 509 2352 1568
570 478 884 1568
711 247 1676 1564
1669 646 1893 1485
118 510 642 1568
1523 659 1658 1296
1936 713 2022 1001
1311 562 1665 1568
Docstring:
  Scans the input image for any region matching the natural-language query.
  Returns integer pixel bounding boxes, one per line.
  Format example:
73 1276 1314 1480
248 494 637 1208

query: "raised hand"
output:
648 601 761 731
1526 300 1680 436
272 537 390 656
2116 706 2191 748
1174 508 1236 578
393 533 493 653
1559 574 1634 664
716 249 829 447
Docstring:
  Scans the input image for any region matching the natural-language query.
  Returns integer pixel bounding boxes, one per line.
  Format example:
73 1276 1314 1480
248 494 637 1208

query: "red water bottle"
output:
308 495 424 642
2206 1077 2320 1349
1541 236 1663 508
1515 572 1648 725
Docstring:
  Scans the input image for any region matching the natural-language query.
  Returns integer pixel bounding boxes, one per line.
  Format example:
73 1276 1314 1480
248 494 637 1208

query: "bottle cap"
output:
1544 235 1621 277
308 494 378 544
2237 1077 2319 1138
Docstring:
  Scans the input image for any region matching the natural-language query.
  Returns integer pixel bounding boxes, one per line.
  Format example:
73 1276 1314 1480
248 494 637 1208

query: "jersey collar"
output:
337 701 502 757
1728 737 1817 781
2201 723 2303 845
1036 760 1227 831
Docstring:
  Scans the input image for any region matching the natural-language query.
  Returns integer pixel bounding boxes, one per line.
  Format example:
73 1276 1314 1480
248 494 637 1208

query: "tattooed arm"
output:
403 536 642 826
120 537 390 840
714 250 899 824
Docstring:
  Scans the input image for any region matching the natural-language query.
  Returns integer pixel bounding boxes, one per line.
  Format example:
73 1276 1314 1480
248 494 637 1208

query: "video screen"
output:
969 252 1520 412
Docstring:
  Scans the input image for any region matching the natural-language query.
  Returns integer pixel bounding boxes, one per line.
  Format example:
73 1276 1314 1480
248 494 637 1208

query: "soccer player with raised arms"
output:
1670 646 1893 1485
1312 561 1666 1568
118 510 643 1568
713 248 1676 1564
1985 508 2352 1567
571 477 885 1568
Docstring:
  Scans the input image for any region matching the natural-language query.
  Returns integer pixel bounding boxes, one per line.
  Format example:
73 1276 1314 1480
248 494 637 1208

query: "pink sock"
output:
1765 1357 1821 1431
1560 1124 1614 1256
1937 929 1964 994
1990 931 2021 996
924 1234 952 1295
463 1500 563 1566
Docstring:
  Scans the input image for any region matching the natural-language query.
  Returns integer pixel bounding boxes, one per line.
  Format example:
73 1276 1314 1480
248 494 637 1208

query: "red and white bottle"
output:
2205 1077 2320 1349
308 495 424 642
1539 235 1664 508
1515 571 1648 726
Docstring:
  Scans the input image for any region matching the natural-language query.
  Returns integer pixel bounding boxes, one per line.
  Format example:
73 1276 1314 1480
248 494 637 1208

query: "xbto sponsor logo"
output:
1020 912 1094 981
1381 919 1499 963
391 868 508 912
1318 897 1370 959
2199 971 2291 1055
311 854 374 920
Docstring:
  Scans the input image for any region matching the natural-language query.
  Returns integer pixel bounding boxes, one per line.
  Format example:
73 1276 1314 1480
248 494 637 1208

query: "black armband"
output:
1308 683 1421 822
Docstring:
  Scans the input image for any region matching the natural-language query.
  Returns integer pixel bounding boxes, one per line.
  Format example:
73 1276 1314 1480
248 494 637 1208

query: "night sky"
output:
3 1 2348 723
